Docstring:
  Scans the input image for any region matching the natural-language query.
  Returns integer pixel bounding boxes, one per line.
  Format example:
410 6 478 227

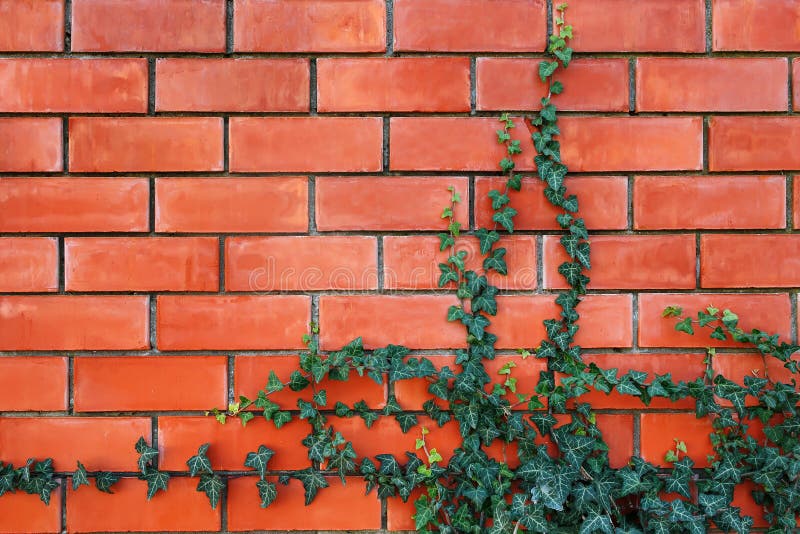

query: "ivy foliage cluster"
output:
3 4 800 532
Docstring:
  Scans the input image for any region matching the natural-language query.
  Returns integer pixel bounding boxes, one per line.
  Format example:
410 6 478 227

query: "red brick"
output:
74 356 227 412
317 57 470 112
0 485 61 533
234 355 386 409
701 235 800 288
155 177 307 233
713 353 799 399
0 237 58 292
637 58 788 112
634 176 787 230
157 295 310 350
67 478 220 533
795 61 800 111
596 414 634 469
0 178 148 233
640 413 714 468
567 0 705 52
0 118 62 172
393 355 455 411
477 58 629 111
156 58 310 112
475 176 629 230
319 295 465 350
234 0 385 52
0 417 149 471
65 237 219 292
795 176 800 228
543 234 696 290
0 296 149 351
72 0 225 52
158 416 311 472
709 117 800 171
713 0 800 51
316 176 468 231
336 416 461 462
638 293 792 348
394 0 546 52
69 117 223 172
0 0 63 52
0 357 67 411
383 234 537 290
0 59 147 112
484 355 549 410
228 477 380 531
226 236 378 291
230 117 382 173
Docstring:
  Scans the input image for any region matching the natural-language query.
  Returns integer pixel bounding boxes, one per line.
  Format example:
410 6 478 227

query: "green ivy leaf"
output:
135 436 159 474
72 461 89 491
197 474 224 509
187 443 213 477
493 207 517 233
244 445 275 480
142 470 169 500
539 60 559 82
294 469 329 505
266 371 284 393
95 472 119 494
257 479 277 508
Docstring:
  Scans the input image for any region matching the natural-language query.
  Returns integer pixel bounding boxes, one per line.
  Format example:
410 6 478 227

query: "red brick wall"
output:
0 0 798 531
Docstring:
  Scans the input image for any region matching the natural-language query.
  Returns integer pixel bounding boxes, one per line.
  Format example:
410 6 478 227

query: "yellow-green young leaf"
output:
415 438 425 450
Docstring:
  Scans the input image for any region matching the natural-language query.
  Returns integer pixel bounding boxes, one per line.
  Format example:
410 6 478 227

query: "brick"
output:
637 57 788 112
0 296 149 350
477 58 629 111
234 355 386 409
72 0 225 52
640 413 714 468
484 355 549 409
634 176 787 230
74 356 227 412
709 117 800 171
796 176 800 228
226 236 378 291
155 177 307 233
713 353 799 399
0 237 58 292
383 234 537 290
156 58 310 112
638 293 792 348
701 235 800 288
65 237 219 292
228 477 380 531
0 417 149 471
713 0 800 51
0 118 62 172
795 60 800 111
230 117 382 172
394 0 546 52
0 357 67 411
567 0 705 52
158 416 311 472
317 57 470 112
543 234 696 290
0 486 61 533
393 355 455 411
69 117 223 172
475 176 629 230
319 295 466 350
336 416 461 462
0 59 147 113
0 0 63 52
157 295 310 350
67 478 220 532
234 0 385 52
316 177 468 231
0 178 148 233
596 414 634 469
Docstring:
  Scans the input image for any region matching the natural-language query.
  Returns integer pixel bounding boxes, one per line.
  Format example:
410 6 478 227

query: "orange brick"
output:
74 356 227 412
393 355 456 411
795 61 800 111
713 353 799 398
230 117 382 172
709 117 800 171
0 118 62 172
155 177 307 233
640 413 714 468
394 0 546 52
316 177 468 231
0 237 58 292
637 57 788 111
713 0 800 51
317 57 470 112
72 0 225 52
701 235 800 288
157 295 310 350
65 237 219 292
0 296 149 351
0 484 61 533
634 176 787 230
597 414 634 469
156 58 310 112
795 176 800 229
543 234 696 290
477 58 629 111
0 0 63 52
226 236 378 291
484 355 549 409
336 416 461 462
0 357 67 411
234 0 386 52
69 117 223 172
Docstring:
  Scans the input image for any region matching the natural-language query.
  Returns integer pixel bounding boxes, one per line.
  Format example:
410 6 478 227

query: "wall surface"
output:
0 0 799 532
